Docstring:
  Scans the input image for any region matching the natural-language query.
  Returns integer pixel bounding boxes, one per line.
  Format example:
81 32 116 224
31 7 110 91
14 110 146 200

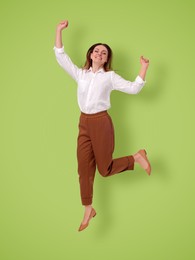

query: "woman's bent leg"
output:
88 112 135 177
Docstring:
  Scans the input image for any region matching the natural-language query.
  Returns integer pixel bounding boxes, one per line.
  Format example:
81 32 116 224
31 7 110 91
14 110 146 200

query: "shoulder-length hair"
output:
83 43 113 71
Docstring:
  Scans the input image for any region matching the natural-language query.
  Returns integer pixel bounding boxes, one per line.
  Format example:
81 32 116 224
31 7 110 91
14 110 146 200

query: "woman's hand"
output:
56 20 69 31
140 56 150 69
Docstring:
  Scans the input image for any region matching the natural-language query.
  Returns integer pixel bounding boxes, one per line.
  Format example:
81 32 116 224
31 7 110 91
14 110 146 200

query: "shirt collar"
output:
87 67 105 73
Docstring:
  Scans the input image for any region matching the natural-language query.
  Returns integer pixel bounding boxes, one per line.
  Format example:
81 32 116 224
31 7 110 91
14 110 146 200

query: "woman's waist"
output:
80 110 108 118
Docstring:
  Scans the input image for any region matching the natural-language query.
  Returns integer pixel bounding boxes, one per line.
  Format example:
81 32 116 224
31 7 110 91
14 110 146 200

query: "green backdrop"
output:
1 0 195 259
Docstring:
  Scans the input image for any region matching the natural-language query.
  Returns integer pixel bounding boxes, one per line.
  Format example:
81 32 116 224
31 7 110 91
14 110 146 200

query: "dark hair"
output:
83 43 113 71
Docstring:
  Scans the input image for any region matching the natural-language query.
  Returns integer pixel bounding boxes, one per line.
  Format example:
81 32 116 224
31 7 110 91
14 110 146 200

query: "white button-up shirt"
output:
54 46 146 114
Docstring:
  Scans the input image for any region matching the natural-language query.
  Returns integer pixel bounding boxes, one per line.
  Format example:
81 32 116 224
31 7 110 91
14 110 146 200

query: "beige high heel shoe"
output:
138 149 151 176
78 208 97 232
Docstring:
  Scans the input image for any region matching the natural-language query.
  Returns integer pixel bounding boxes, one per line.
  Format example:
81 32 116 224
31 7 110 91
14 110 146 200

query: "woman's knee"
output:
98 166 110 177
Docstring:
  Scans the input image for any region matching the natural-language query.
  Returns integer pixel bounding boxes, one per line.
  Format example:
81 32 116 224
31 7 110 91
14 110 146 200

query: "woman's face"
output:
90 45 108 67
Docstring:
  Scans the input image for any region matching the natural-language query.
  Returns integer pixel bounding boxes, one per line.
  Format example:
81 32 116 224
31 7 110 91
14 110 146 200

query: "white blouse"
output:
54 46 146 114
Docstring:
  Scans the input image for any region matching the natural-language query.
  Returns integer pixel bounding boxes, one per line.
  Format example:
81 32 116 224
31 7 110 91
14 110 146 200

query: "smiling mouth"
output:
95 56 102 60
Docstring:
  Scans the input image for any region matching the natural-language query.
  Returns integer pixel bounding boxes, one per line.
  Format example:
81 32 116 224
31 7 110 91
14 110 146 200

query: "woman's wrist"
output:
139 66 148 81
141 64 149 71
56 27 63 33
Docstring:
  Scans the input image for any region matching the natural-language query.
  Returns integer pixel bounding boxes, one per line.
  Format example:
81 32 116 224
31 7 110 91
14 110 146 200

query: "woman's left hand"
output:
140 56 150 69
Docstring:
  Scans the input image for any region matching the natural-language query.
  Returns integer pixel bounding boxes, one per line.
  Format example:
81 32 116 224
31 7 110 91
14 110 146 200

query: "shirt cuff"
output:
136 75 146 84
53 46 64 54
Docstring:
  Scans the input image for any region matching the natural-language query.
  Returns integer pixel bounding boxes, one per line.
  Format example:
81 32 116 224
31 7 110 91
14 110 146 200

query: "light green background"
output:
0 0 195 259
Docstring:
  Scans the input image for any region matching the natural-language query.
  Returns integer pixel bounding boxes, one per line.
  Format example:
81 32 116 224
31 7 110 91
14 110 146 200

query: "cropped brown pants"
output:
77 111 135 205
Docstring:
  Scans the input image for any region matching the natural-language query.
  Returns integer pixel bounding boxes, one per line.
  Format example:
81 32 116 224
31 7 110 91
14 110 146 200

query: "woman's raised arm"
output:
55 20 69 48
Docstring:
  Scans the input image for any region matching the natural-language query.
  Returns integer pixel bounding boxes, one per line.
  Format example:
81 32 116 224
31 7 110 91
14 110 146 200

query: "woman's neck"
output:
92 64 103 73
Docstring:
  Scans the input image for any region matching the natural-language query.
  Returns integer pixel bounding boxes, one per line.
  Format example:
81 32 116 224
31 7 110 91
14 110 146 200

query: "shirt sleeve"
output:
53 46 80 82
111 71 146 94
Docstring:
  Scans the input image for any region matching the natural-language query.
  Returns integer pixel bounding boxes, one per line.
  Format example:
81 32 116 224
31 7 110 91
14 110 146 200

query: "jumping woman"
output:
54 20 151 232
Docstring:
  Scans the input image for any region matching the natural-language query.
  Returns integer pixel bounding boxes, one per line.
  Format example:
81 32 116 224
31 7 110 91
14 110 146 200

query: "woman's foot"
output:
133 149 151 175
78 206 97 232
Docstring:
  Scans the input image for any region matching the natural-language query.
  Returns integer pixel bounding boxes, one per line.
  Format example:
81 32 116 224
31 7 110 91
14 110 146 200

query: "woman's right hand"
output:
56 20 69 31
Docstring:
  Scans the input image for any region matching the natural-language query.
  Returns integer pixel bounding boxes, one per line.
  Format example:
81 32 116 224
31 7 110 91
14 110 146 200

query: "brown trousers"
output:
77 111 134 205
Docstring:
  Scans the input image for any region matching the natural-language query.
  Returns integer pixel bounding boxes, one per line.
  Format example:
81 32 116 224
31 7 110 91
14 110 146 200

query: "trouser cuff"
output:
127 156 135 170
81 197 92 206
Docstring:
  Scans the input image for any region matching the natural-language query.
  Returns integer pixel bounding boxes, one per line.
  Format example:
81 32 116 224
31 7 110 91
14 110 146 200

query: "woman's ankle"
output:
133 152 140 163
84 205 92 211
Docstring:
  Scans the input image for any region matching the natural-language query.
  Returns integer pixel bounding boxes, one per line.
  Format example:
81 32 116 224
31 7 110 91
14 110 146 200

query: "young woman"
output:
54 20 151 232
